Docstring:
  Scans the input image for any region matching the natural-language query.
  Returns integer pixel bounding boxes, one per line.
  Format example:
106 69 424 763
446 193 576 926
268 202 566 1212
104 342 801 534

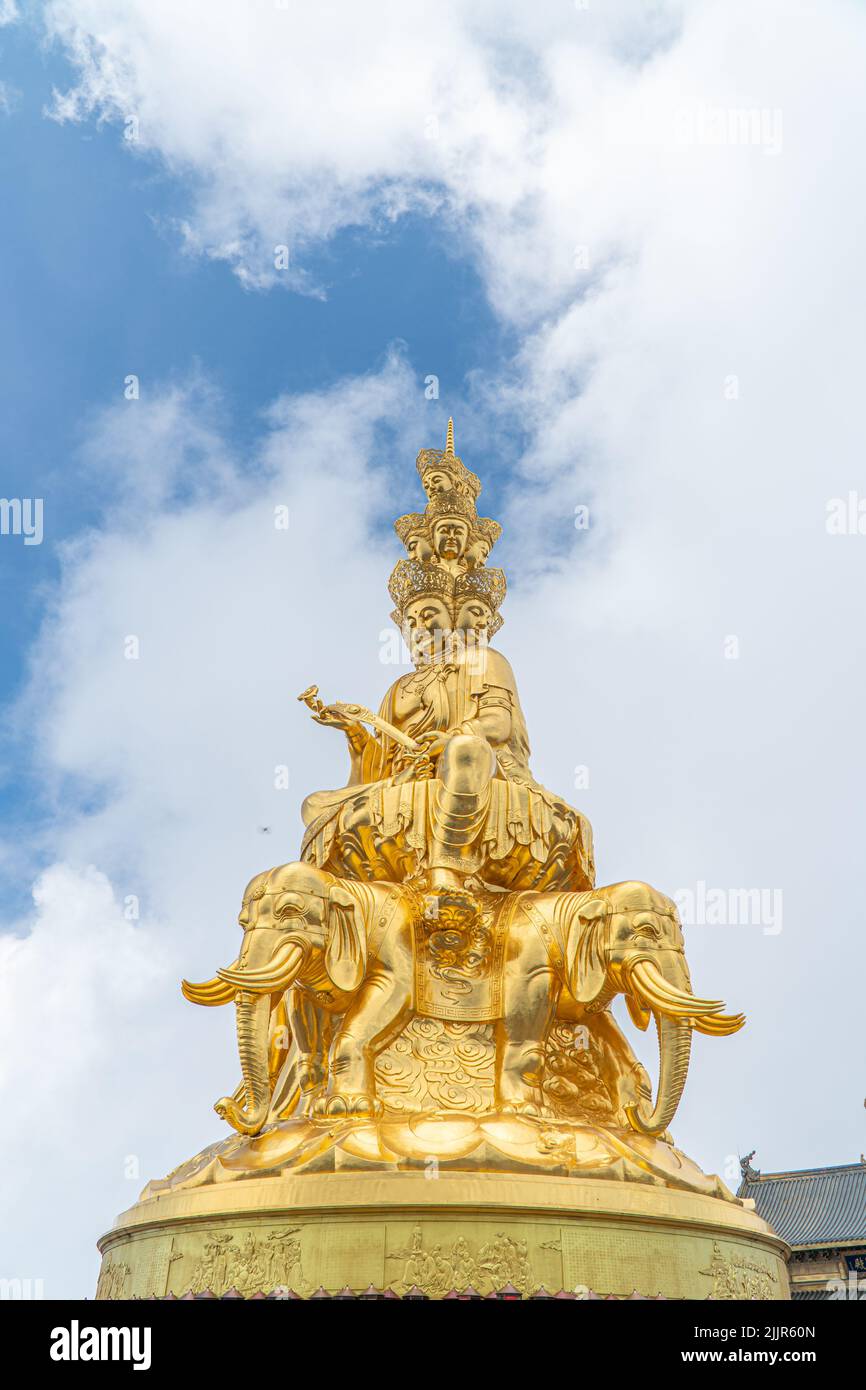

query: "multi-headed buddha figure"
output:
299 422 595 897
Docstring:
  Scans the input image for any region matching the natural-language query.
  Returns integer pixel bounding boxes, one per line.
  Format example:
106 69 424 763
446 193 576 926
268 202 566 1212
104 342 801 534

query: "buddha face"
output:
402 595 453 661
455 597 495 639
405 531 433 563
432 517 469 561
465 538 491 569
421 468 454 498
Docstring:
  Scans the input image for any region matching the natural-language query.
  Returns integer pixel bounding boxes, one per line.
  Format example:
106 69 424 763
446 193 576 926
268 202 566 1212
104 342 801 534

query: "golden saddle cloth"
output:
413 892 519 1022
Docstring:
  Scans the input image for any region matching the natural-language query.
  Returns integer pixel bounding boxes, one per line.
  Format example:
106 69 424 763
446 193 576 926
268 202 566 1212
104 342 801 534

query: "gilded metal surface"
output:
97 424 772 1297
180 423 744 1158
701 1241 776 1300
97 1172 790 1300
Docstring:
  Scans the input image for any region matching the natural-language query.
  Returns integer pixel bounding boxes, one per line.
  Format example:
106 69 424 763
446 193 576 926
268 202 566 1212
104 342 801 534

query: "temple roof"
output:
738 1162 866 1247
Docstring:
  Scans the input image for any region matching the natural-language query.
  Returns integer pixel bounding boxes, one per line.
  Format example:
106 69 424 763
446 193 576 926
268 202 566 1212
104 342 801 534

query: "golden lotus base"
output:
96 1170 790 1300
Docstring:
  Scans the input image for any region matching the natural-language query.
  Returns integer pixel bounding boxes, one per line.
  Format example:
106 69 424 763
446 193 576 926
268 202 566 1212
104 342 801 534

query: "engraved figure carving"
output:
702 1241 775 1300
388 1224 542 1297
188 1227 307 1296
95 1256 131 1301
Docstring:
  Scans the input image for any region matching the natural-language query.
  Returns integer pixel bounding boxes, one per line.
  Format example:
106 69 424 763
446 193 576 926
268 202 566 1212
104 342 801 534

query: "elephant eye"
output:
274 896 304 920
633 921 660 938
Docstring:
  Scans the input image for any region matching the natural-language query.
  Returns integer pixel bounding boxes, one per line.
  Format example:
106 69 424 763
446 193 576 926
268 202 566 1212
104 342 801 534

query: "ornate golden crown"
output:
416 418 482 501
389 421 507 635
394 498 501 554
473 516 502 550
396 422 502 559
424 488 477 527
393 513 428 547
386 560 507 635
455 568 506 636
455 567 507 611
387 559 455 622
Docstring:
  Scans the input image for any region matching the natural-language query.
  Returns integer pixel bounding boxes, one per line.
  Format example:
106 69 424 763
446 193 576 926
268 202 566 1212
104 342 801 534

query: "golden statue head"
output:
415 418 482 502
430 509 472 564
465 515 502 568
388 559 455 659
454 568 506 638
395 421 502 579
393 513 434 564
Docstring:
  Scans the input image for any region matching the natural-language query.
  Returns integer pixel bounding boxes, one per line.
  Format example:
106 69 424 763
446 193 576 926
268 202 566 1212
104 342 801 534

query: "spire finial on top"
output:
444 417 455 458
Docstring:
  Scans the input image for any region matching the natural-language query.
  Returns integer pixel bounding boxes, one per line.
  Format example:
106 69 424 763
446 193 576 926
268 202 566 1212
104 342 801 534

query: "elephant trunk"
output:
625 1010 692 1138
622 951 743 1138
623 951 700 1138
215 991 272 1135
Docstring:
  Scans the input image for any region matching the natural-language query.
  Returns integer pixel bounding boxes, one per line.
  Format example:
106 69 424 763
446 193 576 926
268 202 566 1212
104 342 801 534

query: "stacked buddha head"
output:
390 419 506 661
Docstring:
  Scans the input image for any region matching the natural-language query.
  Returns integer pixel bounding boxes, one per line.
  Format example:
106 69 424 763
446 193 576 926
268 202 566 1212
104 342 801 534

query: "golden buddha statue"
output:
299 565 594 895
299 421 590 896
180 418 743 1151
95 420 789 1303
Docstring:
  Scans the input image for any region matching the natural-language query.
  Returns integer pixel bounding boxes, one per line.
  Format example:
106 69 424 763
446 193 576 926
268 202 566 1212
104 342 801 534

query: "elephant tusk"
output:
628 959 725 1017
217 969 266 991
691 1011 746 1036
181 976 236 1006
251 939 305 973
217 943 305 994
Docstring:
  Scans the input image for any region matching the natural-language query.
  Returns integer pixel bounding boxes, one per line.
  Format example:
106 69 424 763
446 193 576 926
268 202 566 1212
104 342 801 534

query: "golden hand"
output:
393 753 435 782
414 729 450 758
298 686 366 740
314 705 363 733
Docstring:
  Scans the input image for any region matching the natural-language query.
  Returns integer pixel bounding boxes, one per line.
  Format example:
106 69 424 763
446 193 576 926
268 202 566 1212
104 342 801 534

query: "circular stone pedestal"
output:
96 1171 790 1300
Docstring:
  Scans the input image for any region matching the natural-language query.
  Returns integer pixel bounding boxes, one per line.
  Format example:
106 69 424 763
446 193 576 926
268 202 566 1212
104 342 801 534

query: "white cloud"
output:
0 863 174 1295
0 864 167 1103
5 0 865 1292
1 359 437 1295
42 0 685 289
27 356 428 927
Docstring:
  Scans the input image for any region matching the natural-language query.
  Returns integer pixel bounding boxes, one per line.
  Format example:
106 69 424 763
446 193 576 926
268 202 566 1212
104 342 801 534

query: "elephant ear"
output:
564 897 609 1003
324 884 367 993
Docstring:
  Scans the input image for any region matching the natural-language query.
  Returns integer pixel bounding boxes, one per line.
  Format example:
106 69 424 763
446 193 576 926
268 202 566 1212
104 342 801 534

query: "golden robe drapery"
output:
300 647 594 893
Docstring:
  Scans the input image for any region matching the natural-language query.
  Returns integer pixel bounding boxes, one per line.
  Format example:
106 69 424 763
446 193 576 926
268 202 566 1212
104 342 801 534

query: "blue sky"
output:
0 21 512 637
2 1 865 1297
0 21 516 895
